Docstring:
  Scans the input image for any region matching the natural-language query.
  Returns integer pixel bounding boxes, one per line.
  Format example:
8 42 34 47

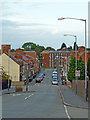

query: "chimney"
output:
1 45 11 54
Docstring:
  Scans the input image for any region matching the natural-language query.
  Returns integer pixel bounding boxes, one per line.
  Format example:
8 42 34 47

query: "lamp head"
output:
64 34 68 36
58 17 65 20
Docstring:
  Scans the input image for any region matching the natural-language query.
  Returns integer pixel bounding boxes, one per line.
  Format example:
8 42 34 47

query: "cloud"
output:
1 19 49 30
2 20 17 26
1 0 89 2
51 29 60 34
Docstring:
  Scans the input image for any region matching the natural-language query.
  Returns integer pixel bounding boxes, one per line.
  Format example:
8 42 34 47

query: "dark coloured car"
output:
33 74 36 79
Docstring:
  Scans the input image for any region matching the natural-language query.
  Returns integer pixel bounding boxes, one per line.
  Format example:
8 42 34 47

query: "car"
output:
52 72 57 77
53 76 58 79
53 71 57 74
33 74 36 79
36 77 42 83
40 73 44 78
40 72 45 78
40 77 43 81
53 74 57 77
52 78 58 85
54 68 56 71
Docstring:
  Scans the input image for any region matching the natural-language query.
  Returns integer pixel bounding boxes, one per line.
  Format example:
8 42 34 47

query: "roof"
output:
24 51 35 52
41 50 70 54
49 51 70 53
3 53 22 66
41 50 49 54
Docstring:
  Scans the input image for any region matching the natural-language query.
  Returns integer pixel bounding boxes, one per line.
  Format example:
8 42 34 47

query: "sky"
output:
0 0 89 50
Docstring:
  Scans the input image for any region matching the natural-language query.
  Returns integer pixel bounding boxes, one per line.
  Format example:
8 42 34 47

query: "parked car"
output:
52 78 58 85
53 68 57 72
33 74 36 79
53 76 58 79
53 74 57 77
53 71 57 74
40 72 45 78
29 77 32 82
52 71 57 77
36 77 42 83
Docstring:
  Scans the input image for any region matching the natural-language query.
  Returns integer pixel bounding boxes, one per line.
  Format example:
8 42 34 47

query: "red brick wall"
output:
42 53 49 67
71 80 85 98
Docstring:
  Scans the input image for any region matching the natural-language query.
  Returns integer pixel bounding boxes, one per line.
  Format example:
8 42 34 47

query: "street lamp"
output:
64 34 78 94
58 17 87 101
8 49 10 91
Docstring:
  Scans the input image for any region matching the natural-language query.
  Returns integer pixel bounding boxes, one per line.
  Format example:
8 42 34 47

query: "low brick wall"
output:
71 80 85 98
11 81 24 86
88 80 90 101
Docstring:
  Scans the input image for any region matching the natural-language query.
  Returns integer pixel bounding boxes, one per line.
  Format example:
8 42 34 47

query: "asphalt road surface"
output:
2 69 88 119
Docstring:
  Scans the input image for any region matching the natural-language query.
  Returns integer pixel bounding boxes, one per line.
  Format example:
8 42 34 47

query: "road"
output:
2 69 88 119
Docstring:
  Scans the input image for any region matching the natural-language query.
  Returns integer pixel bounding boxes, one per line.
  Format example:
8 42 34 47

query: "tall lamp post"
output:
58 17 87 101
64 34 78 94
8 49 10 91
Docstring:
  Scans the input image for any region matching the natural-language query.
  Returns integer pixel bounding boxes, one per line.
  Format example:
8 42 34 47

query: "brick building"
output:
41 49 70 68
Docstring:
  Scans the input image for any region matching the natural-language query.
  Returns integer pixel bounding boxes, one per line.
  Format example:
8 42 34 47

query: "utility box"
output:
15 86 22 92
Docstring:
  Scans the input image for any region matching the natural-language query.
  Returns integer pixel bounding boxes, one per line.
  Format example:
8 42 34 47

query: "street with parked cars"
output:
2 69 88 119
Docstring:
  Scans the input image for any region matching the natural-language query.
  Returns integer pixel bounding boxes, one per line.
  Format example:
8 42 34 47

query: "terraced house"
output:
0 45 40 83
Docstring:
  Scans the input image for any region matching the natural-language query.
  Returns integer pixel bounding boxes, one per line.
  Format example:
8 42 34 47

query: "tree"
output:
0 67 9 80
67 56 85 82
73 42 78 51
77 56 85 80
87 57 90 79
11 49 16 52
67 46 72 51
22 42 45 61
67 56 75 82
61 43 67 49
45 47 55 51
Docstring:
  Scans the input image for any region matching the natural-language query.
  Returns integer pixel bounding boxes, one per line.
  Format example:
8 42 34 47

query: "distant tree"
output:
45 47 55 51
11 49 16 52
73 42 78 51
61 43 67 49
22 42 45 60
87 57 90 79
22 42 36 51
67 46 72 51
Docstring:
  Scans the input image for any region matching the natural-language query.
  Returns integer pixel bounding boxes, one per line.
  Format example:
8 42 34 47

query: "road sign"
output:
75 70 80 77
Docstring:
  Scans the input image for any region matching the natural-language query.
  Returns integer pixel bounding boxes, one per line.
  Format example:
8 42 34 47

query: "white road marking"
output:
25 94 34 100
64 105 71 119
12 94 21 96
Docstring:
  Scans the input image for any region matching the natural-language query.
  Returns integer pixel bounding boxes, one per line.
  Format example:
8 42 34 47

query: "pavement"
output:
59 84 88 108
1 86 16 95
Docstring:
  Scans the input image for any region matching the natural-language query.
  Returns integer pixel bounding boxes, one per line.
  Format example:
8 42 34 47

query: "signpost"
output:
75 70 80 94
75 70 80 77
